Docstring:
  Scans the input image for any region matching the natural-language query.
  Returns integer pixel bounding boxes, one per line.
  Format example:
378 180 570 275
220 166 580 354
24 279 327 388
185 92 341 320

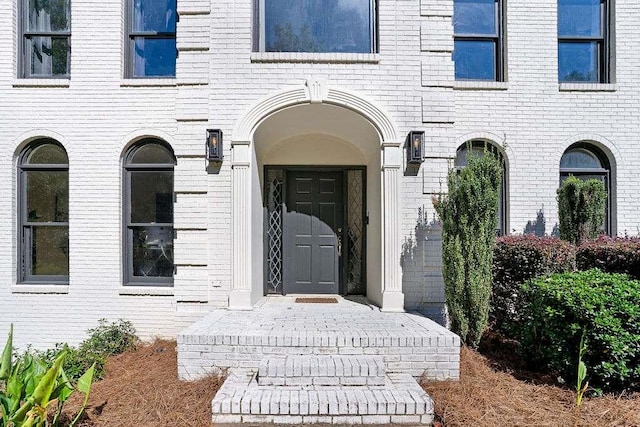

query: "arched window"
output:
455 140 508 235
18 139 69 283
560 142 611 234
123 139 176 285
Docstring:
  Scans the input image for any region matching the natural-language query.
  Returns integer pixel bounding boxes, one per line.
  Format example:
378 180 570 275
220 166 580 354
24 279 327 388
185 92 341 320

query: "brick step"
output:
258 355 385 386
212 369 434 425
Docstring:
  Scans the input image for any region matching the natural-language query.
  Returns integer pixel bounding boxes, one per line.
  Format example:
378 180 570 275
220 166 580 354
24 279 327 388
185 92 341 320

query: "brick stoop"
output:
211 355 434 425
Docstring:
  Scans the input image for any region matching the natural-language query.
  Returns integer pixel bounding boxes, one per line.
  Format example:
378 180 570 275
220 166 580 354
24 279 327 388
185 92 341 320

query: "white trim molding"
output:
229 81 404 311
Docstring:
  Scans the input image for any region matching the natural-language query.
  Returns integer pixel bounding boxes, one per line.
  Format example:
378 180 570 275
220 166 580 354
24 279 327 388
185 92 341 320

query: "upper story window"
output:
126 0 177 77
558 0 610 83
455 140 508 235
453 0 503 81
254 0 376 53
123 140 176 286
20 0 71 78
18 140 69 283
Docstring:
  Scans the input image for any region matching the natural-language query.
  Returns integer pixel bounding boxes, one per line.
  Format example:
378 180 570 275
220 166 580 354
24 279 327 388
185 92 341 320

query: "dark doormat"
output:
295 297 339 304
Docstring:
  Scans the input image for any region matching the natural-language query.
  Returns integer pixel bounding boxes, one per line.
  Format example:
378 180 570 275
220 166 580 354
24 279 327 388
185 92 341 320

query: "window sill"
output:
119 286 174 296
121 79 177 87
11 284 69 294
454 81 509 91
13 79 70 88
559 83 617 92
250 52 380 64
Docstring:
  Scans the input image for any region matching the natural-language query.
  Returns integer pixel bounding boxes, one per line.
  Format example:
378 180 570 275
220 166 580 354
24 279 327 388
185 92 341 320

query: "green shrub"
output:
434 147 502 348
22 319 138 382
492 235 575 334
557 176 607 245
518 269 640 392
576 236 640 279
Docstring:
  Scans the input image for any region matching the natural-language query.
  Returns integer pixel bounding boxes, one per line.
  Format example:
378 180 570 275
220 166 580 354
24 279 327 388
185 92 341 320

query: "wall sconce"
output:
407 131 424 164
206 129 223 162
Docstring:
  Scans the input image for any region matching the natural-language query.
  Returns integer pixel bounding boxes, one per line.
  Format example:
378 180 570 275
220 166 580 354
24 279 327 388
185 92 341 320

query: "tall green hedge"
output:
557 176 607 245
434 148 502 348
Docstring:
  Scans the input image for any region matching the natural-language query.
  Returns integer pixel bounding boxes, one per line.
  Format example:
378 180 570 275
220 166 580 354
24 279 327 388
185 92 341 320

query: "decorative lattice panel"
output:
346 170 365 295
266 169 284 294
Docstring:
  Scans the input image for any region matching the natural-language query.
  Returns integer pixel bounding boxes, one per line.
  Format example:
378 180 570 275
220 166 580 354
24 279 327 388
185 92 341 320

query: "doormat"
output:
295 297 338 304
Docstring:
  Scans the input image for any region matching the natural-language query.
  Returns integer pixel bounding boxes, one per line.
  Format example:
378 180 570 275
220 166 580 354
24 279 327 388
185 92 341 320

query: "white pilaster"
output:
229 141 253 310
381 142 405 312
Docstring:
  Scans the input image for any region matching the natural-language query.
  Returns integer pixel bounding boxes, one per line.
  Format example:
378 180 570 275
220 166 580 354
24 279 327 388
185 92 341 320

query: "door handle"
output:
337 227 342 257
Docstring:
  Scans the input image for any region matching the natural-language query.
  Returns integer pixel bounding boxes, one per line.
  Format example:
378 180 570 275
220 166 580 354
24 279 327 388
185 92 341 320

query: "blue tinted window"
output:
128 0 176 77
558 42 599 82
453 0 501 81
454 40 496 80
558 0 607 83
133 38 177 77
454 0 497 35
558 0 602 37
262 0 373 53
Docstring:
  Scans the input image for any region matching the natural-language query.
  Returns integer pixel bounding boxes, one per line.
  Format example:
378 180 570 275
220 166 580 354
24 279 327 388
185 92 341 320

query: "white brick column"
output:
229 141 253 309
381 142 405 312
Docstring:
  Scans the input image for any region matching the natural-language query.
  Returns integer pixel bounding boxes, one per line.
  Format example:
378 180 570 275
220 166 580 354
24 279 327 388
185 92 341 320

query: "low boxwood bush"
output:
577 236 640 279
518 269 640 392
491 235 575 333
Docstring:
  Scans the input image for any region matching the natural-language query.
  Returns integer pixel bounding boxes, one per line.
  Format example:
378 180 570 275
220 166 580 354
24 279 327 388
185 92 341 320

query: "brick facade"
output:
1 0 636 347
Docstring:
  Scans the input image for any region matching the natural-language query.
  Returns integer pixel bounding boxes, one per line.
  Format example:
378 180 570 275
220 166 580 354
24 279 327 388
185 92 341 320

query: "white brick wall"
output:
1 0 638 347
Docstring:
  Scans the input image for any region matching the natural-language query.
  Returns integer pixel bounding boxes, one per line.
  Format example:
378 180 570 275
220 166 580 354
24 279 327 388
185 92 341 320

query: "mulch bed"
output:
423 346 640 427
62 337 639 426
64 340 224 427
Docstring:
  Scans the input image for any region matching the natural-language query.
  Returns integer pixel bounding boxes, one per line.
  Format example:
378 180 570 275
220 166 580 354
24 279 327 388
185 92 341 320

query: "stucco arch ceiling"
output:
254 103 381 164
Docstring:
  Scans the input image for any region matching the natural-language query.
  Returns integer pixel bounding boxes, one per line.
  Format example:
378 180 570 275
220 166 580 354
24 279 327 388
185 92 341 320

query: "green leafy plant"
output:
0 324 95 427
557 176 607 245
492 235 576 335
517 270 640 392
24 319 138 382
576 329 589 407
434 145 502 348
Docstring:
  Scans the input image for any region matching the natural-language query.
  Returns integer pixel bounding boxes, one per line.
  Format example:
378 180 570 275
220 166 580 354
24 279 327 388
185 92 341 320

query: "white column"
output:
381 142 405 312
229 141 253 309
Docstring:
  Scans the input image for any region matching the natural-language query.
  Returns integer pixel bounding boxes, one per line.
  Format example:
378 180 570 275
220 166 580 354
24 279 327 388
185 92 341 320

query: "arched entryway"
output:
228 80 404 312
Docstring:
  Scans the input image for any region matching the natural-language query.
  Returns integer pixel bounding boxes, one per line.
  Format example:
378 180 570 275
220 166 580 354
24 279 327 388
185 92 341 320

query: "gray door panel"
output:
284 171 344 294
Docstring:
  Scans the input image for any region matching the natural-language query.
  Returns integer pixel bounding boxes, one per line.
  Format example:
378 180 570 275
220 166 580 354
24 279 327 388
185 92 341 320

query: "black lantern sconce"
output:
206 129 223 162
407 131 424 164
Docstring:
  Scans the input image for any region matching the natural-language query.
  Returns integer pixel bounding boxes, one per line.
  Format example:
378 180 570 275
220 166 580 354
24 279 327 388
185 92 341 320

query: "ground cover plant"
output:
434 146 502 348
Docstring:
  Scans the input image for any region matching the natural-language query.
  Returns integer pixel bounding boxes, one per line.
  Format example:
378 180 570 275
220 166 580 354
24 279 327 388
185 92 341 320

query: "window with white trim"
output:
558 0 611 83
123 140 176 285
254 0 377 53
18 139 69 283
453 0 504 81
20 0 71 77
125 0 177 77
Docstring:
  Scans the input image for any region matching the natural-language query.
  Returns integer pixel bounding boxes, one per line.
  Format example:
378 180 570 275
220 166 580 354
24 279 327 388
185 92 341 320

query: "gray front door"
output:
283 171 344 294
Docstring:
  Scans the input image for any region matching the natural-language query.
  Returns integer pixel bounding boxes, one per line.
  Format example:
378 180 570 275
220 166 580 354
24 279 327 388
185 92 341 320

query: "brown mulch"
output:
64 339 224 427
423 346 640 427
60 338 639 426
